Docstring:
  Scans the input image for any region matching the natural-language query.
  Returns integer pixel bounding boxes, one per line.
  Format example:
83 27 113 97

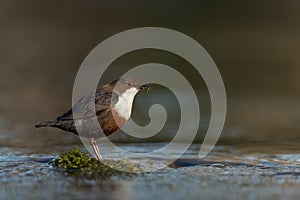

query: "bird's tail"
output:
35 120 56 128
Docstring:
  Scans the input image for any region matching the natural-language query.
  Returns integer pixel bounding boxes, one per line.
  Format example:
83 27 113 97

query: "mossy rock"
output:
51 146 144 178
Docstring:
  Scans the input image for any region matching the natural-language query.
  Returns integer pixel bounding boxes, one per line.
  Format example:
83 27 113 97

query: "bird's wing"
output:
57 88 119 120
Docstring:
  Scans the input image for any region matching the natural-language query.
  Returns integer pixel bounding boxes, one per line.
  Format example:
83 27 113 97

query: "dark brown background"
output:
0 0 300 148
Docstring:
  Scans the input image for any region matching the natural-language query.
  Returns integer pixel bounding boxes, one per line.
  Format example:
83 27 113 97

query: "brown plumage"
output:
35 78 150 160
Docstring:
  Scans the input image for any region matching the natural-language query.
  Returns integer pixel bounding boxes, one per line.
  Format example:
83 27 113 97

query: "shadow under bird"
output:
35 78 150 160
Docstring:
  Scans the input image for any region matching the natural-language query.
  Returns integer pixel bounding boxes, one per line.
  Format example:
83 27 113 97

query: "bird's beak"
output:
139 84 151 91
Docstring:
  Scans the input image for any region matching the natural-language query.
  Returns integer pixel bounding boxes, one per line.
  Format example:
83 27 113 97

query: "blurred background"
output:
0 0 300 150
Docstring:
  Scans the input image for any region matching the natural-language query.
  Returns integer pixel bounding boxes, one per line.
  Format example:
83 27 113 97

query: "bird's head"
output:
109 78 151 96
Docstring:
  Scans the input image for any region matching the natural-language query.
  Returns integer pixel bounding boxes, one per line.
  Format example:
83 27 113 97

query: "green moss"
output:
51 145 144 178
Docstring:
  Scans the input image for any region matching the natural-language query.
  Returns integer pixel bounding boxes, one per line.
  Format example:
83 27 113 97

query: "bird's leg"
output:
89 138 102 160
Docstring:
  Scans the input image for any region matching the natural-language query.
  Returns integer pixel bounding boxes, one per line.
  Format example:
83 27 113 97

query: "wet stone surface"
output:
1 143 300 200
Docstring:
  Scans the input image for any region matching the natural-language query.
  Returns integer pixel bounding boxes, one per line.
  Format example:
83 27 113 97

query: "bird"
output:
35 78 150 160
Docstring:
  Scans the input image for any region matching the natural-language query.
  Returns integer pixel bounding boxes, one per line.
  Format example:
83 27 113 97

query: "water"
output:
1 143 299 200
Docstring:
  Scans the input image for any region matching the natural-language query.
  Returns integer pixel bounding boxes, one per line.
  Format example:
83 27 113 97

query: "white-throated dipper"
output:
35 78 150 160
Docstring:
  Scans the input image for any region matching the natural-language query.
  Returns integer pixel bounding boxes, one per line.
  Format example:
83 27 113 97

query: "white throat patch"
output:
113 87 139 120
